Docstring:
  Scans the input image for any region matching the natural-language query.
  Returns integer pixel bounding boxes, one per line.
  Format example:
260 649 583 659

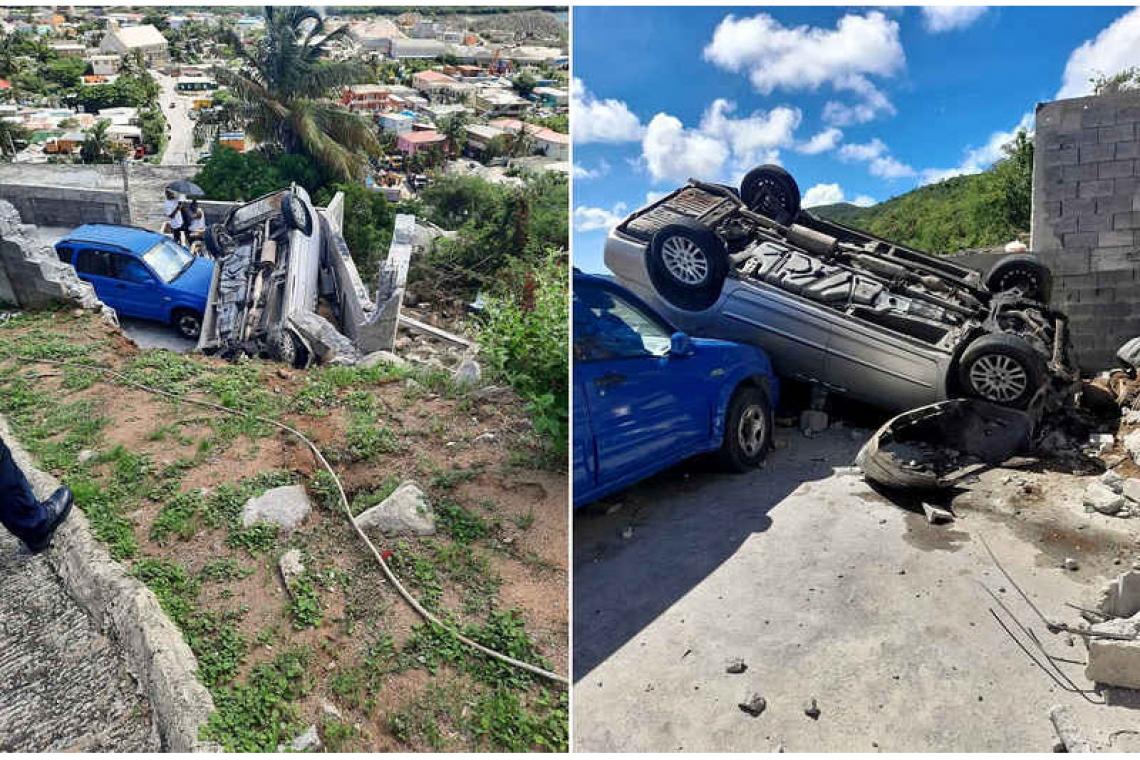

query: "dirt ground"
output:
573 411 1140 752
0 309 567 752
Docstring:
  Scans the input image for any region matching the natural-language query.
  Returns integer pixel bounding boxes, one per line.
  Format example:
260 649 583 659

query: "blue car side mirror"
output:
669 331 695 357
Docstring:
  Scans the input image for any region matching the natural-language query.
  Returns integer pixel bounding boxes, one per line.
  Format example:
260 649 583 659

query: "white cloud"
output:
802 183 878 208
1057 7 1140 99
641 100 799 184
919 112 1033 185
802 183 845 207
703 11 904 125
921 7 988 34
574 203 628 233
822 79 896 125
571 78 644 144
796 127 843 154
838 137 916 179
572 158 610 180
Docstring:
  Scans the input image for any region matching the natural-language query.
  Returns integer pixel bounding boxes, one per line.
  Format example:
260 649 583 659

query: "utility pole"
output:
121 159 131 225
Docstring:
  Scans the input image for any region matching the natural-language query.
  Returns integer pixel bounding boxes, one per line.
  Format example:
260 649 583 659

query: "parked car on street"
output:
574 271 780 509
604 165 1078 412
55 224 213 339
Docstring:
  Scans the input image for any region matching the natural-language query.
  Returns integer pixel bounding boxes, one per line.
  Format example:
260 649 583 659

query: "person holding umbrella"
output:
165 180 206 248
163 188 186 246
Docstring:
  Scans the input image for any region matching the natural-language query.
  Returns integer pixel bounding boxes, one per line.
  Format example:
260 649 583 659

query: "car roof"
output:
61 224 165 252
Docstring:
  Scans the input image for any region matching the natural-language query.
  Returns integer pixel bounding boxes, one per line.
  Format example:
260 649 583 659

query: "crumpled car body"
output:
197 186 323 365
605 172 1079 412
856 399 1034 490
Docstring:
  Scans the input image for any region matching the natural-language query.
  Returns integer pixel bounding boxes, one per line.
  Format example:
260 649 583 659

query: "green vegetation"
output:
477 249 569 454
812 129 1034 254
201 648 311 751
194 147 331 203
207 6 379 180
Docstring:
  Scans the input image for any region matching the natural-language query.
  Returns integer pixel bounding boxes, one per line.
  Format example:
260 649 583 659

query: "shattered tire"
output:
204 224 234 259
647 218 728 312
957 333 1046 410
281 191 313 236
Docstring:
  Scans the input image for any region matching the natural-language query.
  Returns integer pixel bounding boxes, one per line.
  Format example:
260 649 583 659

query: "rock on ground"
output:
278 549 305 588
1125 430 1140 466
279 724 321 752
1086 613 1140 689
1084 481 1125 515
354 481 435 536
241 485 312 531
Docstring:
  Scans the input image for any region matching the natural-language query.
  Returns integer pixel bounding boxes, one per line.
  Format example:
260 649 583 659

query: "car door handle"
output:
594 372 626 389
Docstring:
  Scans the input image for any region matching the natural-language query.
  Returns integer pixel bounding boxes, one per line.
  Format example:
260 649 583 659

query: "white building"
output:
87 54 120 77
99 24 169 67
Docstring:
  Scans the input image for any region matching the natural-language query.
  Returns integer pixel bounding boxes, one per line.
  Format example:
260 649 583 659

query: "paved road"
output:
0 530 158 751
156 73 197 167
574 425 1140 752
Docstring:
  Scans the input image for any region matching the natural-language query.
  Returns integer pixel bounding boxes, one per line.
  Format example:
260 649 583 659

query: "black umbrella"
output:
166 179 205 197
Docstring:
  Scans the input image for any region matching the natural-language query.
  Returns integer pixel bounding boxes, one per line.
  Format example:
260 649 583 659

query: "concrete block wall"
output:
0 184 127 228
1032 91 1140 369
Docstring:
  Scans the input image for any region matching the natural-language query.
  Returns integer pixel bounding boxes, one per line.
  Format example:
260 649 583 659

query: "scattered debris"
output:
1085 613 1140 689
1064 557 1080 571
1048 705 1093 753
799 410 828 436
321 700 342 721
803 697 820 720
241 484 313 532
454 356 481 387
1084 481 1126 515
353 481 435 536
738 693 767 717
922 502 953 524
725 658 748 674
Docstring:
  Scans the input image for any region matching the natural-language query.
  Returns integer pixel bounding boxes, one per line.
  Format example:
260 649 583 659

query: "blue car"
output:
55 225 214 340
574 272 779 509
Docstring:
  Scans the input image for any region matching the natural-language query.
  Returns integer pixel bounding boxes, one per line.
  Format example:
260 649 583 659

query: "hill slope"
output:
809 155 1030 254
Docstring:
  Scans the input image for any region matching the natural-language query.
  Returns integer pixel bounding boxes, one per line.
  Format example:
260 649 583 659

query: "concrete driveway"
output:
573 425 1140 752
155 74 197 166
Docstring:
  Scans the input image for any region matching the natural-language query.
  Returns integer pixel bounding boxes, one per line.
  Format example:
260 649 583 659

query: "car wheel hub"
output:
661 236 708 285
969 354 1027 402
179 315 200 338
738 404 767 457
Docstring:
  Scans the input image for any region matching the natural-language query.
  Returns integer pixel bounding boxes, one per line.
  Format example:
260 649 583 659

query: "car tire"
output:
957 333 1047 409
204 223 234 259
718 385 773 472
172 309 203 340
647 219 728 312
984 254 1053 304
281 192 313 235
740 165 800 226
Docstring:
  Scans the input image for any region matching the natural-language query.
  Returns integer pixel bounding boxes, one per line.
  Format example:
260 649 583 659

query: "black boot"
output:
23 487 74 553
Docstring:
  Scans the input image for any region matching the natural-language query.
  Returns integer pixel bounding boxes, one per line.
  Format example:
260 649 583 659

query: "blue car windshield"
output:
574 286 672 361
143 239 194 283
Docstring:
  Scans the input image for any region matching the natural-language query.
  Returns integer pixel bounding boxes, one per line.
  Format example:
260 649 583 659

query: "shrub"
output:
477 249 568 454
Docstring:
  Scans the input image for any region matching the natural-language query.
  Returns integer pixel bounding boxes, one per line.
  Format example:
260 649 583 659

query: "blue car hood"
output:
168 256 214 299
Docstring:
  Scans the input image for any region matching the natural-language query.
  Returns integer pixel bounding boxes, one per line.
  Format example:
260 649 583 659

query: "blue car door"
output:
109 253 164 321
574 281 711 487
73 247 122 311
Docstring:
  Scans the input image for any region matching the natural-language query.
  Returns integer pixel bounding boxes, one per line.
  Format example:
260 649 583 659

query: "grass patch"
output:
201 647 310 751
150 489 206 544
436 500 490 544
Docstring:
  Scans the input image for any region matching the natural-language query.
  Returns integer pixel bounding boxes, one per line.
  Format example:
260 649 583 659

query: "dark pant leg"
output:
0 435 45 539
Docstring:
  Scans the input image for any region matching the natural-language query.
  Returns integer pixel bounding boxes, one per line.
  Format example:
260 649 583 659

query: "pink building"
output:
397 129 447 156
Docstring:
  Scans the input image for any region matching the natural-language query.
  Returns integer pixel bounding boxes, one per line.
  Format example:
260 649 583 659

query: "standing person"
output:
186 200 207 252
164 190 186 245
0 435 72 553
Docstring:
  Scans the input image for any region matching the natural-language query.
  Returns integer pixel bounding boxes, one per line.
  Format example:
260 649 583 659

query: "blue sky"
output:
572 5 1140 273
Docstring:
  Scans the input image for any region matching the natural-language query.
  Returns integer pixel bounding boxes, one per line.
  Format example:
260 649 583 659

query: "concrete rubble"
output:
354 481 435 536
0 200 116 324
1082 567 1140 690
241 485 312 532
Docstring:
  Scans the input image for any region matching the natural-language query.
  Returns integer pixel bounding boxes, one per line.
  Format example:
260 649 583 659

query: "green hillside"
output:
809 132 1033 254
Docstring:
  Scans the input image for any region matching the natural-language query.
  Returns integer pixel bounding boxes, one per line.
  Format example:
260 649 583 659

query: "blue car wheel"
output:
718 386 773 472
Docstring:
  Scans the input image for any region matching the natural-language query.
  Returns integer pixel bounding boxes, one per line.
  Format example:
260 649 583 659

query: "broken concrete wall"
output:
356 213 415 354
0 200 113 320
1031 91 1140 369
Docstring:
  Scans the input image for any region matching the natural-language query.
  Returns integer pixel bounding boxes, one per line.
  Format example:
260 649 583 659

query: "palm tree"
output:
0 120 28 158
210 6 379 180
437 113 470 158
80 120 112 164
0 34 20 79
503 127 534 166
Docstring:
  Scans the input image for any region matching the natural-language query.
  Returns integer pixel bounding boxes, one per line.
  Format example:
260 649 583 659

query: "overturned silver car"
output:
605 166 1079 412
196 186 420 368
